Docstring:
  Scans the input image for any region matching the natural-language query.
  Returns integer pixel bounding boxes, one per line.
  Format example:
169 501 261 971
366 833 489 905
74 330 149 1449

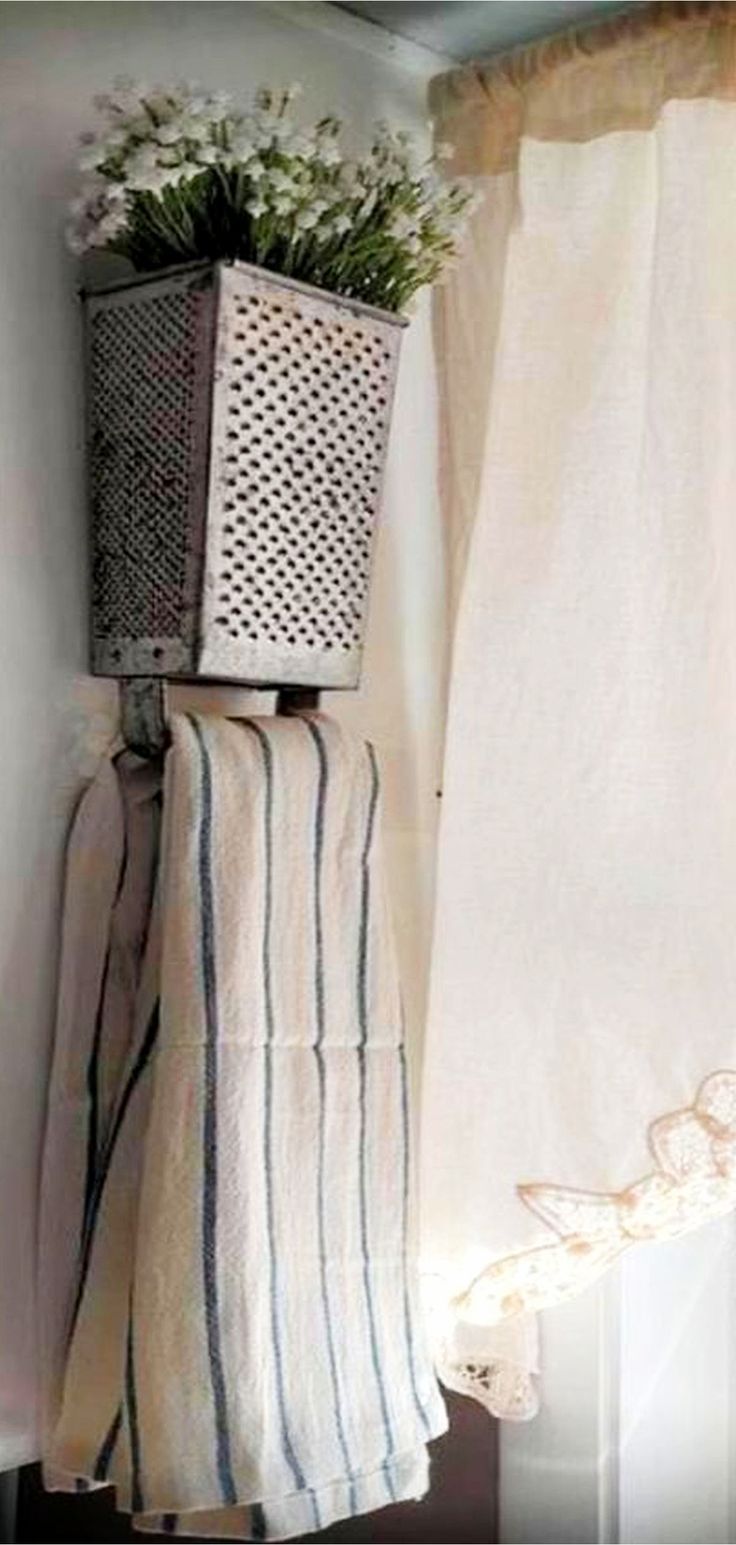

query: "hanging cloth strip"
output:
40 712 446 1539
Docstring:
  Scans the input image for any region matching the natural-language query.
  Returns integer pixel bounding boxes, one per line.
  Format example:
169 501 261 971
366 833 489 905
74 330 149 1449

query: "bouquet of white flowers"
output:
67 78 480 312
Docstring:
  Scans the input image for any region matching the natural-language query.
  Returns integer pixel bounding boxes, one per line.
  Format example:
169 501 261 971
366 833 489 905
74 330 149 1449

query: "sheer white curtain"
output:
421 4 736 1420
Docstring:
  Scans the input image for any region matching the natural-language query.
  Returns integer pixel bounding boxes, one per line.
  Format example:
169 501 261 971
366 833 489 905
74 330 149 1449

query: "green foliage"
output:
69 80 480 313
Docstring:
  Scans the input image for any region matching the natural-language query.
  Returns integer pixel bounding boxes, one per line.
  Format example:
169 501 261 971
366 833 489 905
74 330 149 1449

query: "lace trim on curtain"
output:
439 1356 540 1422
436 1070 736 1418
460 1069 736 1328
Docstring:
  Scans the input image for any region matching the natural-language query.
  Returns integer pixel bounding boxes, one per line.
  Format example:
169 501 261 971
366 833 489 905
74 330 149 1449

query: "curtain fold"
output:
421 1 736 1419
430 2 736 174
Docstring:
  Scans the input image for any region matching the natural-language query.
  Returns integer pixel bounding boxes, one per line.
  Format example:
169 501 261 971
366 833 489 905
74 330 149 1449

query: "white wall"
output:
500 1218 736 1545
0 0 447 1468
618 1217 736 1545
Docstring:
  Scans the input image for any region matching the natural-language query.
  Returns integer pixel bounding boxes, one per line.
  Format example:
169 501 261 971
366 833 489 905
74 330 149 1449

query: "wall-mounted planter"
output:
85 260 406 690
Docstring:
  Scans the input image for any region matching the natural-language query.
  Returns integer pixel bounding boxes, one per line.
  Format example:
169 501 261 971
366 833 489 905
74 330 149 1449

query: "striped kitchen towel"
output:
40 713 446 1539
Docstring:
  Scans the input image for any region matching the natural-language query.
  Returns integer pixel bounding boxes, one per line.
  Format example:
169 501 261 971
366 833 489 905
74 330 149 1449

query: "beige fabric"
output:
433 172 516 628
431 2 736 175
422 6 736 1420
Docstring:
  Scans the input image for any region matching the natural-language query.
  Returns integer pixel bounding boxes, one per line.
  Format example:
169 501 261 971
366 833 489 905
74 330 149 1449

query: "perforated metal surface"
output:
199 265 402 687
86 261 404 688
88 267 215 675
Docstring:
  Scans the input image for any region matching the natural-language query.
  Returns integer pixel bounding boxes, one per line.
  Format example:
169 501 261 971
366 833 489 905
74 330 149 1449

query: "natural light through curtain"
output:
421 2 736 1420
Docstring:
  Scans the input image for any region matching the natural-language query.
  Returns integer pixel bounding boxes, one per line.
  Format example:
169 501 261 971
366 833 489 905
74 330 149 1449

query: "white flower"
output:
145 91 177 119
389 210 418 240
85 214 117 247
273 117 297 146
69 77 472 302
288 131 317 160
132 166 173 194
205 91 233 121
317 139 341 168
359 190 377 219
97 208 127 240
179 115 210 143
337 162 360 191
175 160 205 183
78 141 107 172
109 77 147 115
157 120 183 146
80 174 108 201
66 226 88 256
121 112 153 139
126 143 159 175
125 144 172 191
228 131 256 162
269 169 297 194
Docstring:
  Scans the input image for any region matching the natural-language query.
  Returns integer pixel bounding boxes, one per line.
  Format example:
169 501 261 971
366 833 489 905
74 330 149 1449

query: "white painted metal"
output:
499 1273 621 1545
619 1217 736 1545
272 0 453 72
500 1221 736 1545
333 1 634 66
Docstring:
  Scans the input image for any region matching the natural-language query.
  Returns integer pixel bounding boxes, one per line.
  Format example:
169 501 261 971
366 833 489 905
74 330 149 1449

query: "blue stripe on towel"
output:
125 1298 143 1513
83 817 129 1228
357 744 380 1049
189 715 238 1508
93 1402 123 1481
306 721 327 1045
70 1000 161 1341
245 721 320 1532
83 945 111 1226
357 744 396 1501
398 1044 433 1438
305 721 358 1516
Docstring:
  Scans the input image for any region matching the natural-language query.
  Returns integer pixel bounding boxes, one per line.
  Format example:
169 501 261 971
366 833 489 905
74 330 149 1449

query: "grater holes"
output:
209 272 398 659
89 284 203 643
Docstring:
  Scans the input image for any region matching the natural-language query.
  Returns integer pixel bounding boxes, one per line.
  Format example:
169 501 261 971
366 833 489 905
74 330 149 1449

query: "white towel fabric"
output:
40 712 446 1538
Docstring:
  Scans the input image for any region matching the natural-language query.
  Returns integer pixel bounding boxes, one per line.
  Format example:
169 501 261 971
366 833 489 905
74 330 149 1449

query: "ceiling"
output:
333 1 638 64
